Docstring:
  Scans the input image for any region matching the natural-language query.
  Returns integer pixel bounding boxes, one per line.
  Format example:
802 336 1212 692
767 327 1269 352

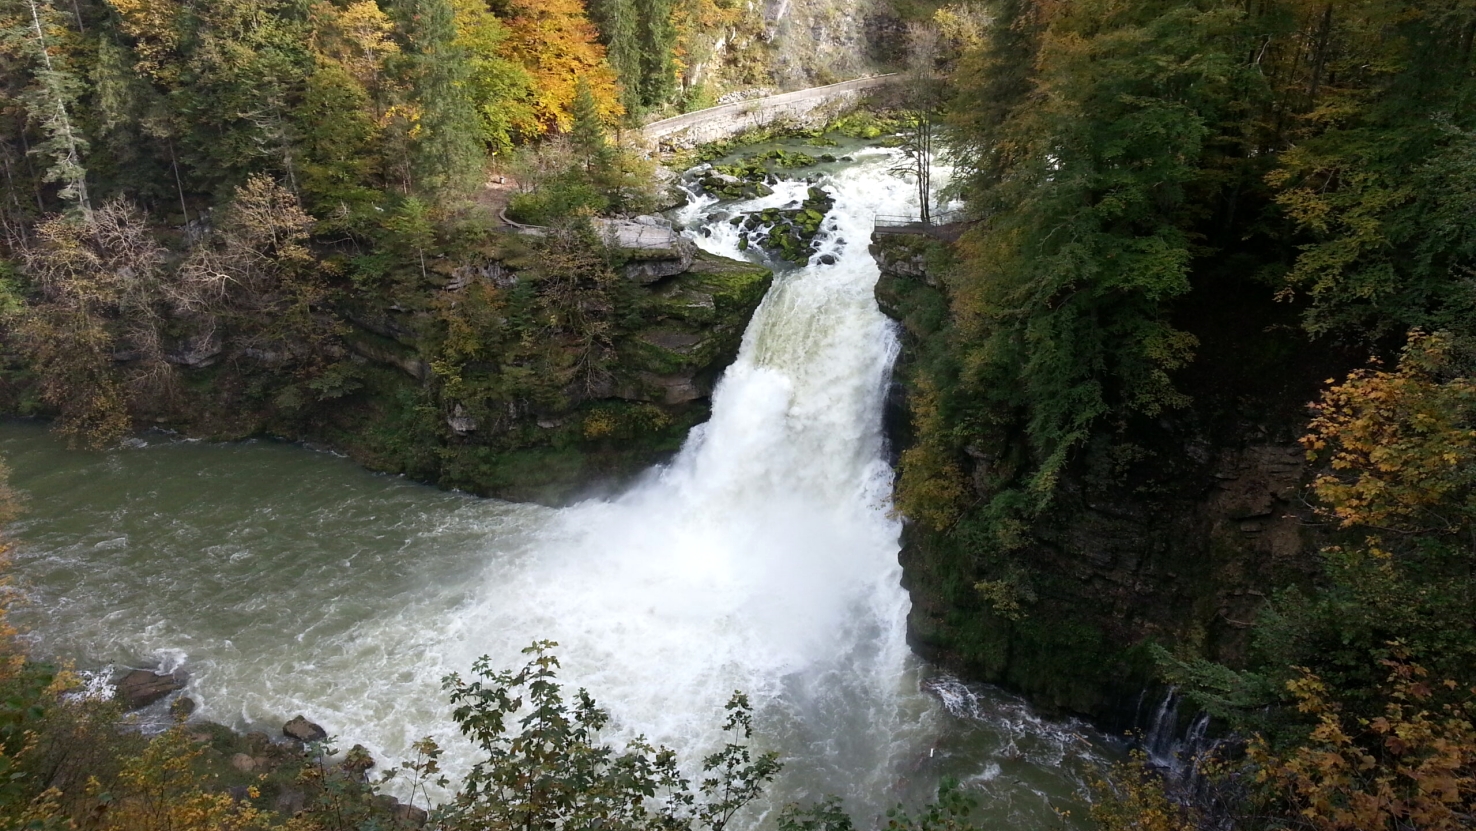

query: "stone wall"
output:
643 75 897 151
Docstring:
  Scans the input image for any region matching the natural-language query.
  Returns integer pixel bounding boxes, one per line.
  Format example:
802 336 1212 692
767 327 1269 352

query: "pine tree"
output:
569 76 613 177
589 0 641 116
2 0 89 211
634 0 674 108
403 0 484 199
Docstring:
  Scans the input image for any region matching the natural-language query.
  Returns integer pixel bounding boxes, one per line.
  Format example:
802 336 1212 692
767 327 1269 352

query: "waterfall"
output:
434 148 932 807
1 146 1106 829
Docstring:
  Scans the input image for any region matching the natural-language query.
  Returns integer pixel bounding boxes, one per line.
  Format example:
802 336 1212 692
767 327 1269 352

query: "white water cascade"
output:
435 147 932 808
1 146 1106 829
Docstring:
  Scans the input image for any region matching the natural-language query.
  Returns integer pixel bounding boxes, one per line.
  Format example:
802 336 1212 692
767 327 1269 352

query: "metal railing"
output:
872 211 968 239
873 210 965 229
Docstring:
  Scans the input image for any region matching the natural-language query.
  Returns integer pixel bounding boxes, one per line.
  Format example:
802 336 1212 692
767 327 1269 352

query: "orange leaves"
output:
1251 653 1476 831
1303 331 1476 534
499 0 622 133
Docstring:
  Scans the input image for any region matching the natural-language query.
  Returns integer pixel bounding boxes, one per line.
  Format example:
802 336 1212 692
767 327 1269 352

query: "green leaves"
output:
940 0 1252 504
697 692 780 831
439 641 779 831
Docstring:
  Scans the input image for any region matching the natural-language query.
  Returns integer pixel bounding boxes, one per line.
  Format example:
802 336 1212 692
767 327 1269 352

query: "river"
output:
0 143 1108 829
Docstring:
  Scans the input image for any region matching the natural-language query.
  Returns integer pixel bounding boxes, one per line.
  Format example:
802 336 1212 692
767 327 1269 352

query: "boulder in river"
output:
396 803 429 828
283 715 328 743
114 668 187 709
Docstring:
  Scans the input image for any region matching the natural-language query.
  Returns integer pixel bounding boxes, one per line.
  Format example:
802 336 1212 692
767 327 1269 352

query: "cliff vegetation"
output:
879 0 1476 826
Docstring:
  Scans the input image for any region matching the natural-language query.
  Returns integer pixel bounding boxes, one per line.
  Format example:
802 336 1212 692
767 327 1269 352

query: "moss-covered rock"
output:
24 233 773 507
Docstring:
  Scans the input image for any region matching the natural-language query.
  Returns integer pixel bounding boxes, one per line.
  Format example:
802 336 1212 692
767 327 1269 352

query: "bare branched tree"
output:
892 22 946 224
14 198 169 444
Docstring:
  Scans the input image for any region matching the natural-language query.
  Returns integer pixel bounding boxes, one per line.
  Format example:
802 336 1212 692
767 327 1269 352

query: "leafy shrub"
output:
435 641 780 831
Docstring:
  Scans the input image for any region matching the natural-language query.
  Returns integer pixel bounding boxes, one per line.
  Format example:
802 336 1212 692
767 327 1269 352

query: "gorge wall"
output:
1 223 771 507
871 230 1333 720
687 0 908 97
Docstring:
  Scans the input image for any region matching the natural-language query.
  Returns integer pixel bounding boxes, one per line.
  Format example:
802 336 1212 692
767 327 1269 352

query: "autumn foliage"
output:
1250 655 1476 831
500 0 623 132
1303 332 1476 535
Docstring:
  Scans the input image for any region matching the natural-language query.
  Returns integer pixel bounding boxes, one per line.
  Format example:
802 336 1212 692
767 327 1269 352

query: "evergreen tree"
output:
569 76 613 177
589 0 642 116
2 0 89 211
105 0 315 202
403 0 484 199
634 0 674 108
592 0 676 112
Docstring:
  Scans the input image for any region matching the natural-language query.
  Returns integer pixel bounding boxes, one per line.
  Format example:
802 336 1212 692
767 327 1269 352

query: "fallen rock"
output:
396 803 429 828
374 796 429 828
283 715 328 744
231 753 257 773
245 731 275 755
114 668 187 710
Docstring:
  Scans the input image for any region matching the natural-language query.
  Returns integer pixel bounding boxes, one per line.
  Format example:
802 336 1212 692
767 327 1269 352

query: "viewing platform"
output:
872 211 969 242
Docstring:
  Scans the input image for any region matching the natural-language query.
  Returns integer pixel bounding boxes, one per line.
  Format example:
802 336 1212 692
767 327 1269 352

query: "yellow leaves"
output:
894 377 971 531
1088 751 1200 831
1251 656 1476 831
499 0 622 134
583 410 617 439
310 0 399 89
1302 331 1476 534
95 727 274 831
931 4 990 50
105 0 182 80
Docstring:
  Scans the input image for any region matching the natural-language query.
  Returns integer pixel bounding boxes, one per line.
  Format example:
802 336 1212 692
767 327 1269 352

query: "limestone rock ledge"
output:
317 248 771 505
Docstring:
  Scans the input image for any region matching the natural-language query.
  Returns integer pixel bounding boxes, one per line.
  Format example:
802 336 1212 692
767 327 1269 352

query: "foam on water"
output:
0 147 1106 828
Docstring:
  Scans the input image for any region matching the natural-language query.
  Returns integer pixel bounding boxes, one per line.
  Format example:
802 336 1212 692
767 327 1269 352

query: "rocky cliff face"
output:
690 0 898 96
871 231 1328 719
20 229 771 506
317 243 771 505
764 0 889 87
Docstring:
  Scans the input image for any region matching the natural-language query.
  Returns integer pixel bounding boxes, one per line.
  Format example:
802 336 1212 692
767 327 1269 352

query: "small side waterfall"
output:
1137 687 1233 820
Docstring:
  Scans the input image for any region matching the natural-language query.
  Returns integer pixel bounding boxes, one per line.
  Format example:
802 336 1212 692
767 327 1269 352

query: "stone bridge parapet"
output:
642 75 898 152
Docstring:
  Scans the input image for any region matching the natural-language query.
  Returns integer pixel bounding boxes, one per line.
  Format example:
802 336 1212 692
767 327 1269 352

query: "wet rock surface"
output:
114 668 187 709
283 715 328 743
873 227 1330 720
